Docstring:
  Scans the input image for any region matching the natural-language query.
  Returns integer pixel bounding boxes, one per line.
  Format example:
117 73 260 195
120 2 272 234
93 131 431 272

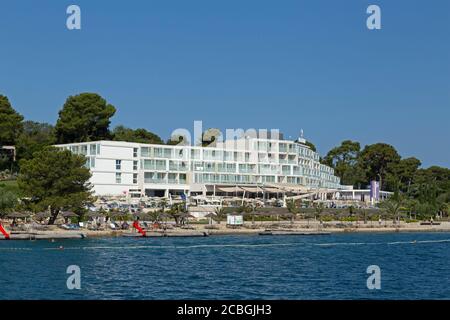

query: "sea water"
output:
0 232 449 300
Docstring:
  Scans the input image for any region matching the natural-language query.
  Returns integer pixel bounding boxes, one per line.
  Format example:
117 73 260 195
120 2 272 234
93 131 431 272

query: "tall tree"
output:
385 157 421 192
17 147 93 224
112 125 164 144
0 94 24 145
359 143 401 190
323 140 366 187
0 184 18 216
16 121 56 161
55 93 116 143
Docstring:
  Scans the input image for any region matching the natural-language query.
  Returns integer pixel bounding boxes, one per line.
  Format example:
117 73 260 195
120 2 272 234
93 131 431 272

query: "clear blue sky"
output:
1 0 449 167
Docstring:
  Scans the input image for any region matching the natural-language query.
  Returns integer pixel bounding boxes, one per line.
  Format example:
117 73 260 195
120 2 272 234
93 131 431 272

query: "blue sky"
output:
0 0 449 167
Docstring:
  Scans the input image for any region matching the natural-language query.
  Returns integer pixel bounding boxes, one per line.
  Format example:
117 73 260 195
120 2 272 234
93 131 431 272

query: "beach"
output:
2 220 449 240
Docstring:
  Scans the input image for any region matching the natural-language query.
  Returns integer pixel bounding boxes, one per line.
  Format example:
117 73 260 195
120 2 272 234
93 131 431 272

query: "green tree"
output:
0 187 18 216
112 125 164 144
385 157 421 192
17 147 94 224
16 121 56 161
55 93 116 143
213 207 227 224
303 141 316 152
379 190 407 223
359 143 401 190
0 95 24 146
408 166 450 219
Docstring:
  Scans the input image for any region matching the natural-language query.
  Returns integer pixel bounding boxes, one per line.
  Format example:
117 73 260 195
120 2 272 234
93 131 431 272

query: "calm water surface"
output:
0 232 449 300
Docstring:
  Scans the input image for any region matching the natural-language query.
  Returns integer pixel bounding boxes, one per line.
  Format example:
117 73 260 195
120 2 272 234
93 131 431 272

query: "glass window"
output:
133 173 138 184
141 147 150 157
133 148 138 158
115 173 121 184
133 161 138 171
116 160 121 170
90 144 97 155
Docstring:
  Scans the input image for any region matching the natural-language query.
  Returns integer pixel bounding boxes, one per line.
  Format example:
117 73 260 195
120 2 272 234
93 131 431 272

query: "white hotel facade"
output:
55 136 342 197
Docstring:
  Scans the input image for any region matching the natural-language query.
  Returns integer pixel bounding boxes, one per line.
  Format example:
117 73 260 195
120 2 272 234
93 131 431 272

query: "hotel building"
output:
55 136 342 198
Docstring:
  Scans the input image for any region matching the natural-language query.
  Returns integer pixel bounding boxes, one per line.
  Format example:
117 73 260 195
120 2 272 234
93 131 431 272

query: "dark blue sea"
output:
1 233 449 300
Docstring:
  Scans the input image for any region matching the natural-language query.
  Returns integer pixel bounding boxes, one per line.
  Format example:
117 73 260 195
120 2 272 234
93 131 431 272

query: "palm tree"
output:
379 191 407 224
159 199 168 212
313 202 324 221
214 207 226 224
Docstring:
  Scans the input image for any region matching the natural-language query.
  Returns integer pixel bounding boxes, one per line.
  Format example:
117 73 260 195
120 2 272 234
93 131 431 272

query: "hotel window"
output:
141 147 150 157
154 148 163 157
164 148 172 158
133 173 138 184
133 161 138 171
191 149 200 159
168 173 177 183
90 144 97 155
133 148 138 158
116 160 122 170
115 173 122 184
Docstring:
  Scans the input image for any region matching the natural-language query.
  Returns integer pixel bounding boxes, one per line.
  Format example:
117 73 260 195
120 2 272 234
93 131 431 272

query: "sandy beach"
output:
3 220 449 240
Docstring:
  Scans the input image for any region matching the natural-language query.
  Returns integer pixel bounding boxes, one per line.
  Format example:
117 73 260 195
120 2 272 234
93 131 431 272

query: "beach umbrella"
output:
6 212 30 219
61 211 78 218
86 210 105 218
178 212 195 219
35 211 52 219
204 213 216 218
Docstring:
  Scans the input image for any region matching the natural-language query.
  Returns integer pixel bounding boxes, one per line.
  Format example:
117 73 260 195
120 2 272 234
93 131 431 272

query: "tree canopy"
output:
323 140 366 186
359 143 401 189
0 94 24 146
17 147 93 224
112 125 164 144
55 93 116 143
16 121 56 161
303 141 316 152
